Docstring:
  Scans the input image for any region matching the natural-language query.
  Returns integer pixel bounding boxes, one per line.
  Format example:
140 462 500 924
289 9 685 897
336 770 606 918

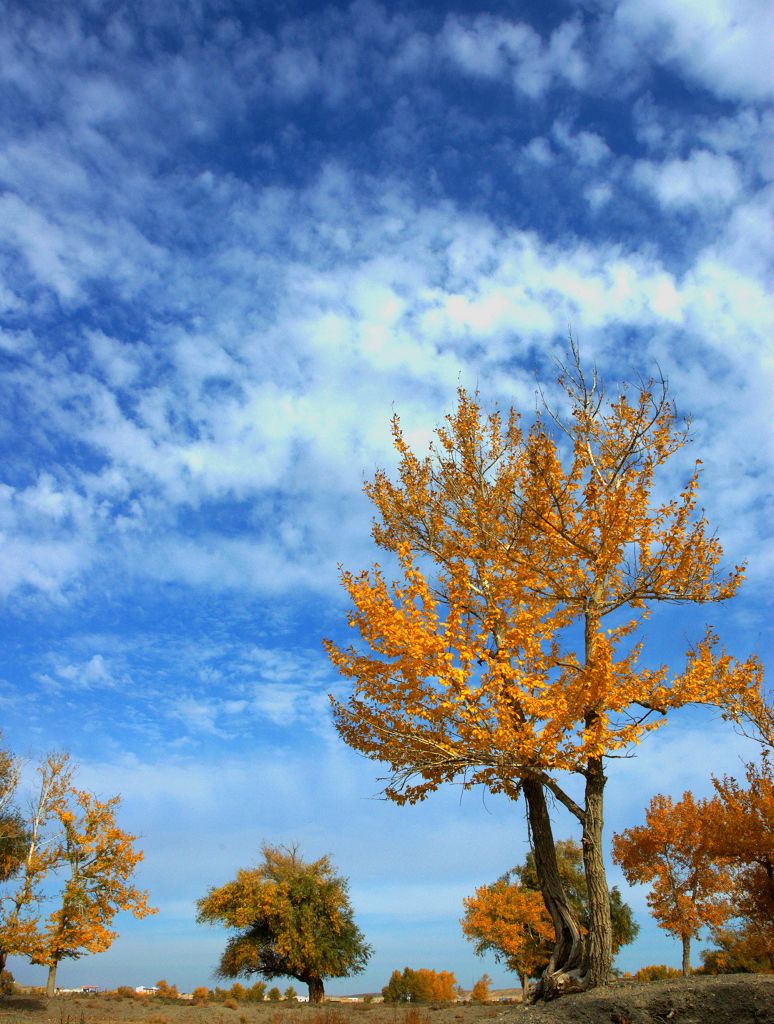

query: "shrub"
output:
223 997 239 1009
634 965 684 982
470 973 491 1003
155 979 179 1000
115 985 136 999
0 970 15 998
192 986 209 1005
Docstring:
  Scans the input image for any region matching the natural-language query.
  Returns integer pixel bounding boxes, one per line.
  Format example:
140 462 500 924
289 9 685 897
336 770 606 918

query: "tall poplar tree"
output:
325 346 761 995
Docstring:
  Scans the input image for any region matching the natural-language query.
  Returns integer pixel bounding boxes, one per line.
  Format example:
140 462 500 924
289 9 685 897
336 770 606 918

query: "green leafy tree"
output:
284 985 298 1002
267 986 281 1001
196 843 372 1003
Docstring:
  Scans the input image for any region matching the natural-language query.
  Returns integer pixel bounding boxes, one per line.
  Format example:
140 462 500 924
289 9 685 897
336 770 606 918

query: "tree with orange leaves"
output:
33 787 156 996
325 343 761 995
462 878 553 993
0 753 74 975
612 791 734 974
0 752 155 995
706 755 774 970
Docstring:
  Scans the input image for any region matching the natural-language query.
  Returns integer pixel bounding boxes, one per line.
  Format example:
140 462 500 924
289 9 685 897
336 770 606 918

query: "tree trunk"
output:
46 962 57 998
0 950 6 974
581 758 613 987
307 977 324 1003
681 934 691 976
522 778 585 1001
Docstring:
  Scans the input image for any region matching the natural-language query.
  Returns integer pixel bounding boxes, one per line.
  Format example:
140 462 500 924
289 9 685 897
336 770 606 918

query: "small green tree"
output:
284 985 298 1002
267 986 281 1001
197 843 371 1003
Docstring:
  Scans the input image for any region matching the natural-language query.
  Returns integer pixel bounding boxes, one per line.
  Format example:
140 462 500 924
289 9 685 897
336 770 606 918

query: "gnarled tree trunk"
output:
307 976 324 1003
522 778 585 1001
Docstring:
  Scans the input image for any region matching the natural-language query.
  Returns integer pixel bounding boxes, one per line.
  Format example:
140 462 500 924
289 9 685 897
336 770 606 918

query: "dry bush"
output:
634 964 684 982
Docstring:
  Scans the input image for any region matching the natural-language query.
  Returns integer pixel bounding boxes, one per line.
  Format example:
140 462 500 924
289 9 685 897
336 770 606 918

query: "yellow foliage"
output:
612 791 734 942
461 881 553 983
326 372 760 811
0 751 155 973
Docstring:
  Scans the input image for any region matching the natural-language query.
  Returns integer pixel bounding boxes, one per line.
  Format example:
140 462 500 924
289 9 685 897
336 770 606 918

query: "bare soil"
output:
0 976 771 1024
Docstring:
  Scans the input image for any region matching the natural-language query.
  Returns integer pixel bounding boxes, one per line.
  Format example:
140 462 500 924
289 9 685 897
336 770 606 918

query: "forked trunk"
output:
307 977 324 1003
681 934 691 976
46 962 57 998
581 758 613 988
522 779 584 1001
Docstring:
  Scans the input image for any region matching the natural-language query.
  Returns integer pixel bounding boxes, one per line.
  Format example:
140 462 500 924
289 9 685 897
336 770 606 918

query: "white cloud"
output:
440 15 587 97
633 150 743 208
611 0 774 102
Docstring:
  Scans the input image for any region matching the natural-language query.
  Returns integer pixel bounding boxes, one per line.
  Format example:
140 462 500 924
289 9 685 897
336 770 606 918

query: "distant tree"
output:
191 986 209 1004
267 986 281 1001
462 882 552 993
706 754 774 970
284 985 298 1002
462 840 638 991
0 753 75 973
469 973 491 1002
382 967 457 1002
33 787 155 996
0 746 28 889
229 982 247 1001
196 843 371 1003
246 980 266 1001
155 979 178 999
613 791 733 974
699 924 772 975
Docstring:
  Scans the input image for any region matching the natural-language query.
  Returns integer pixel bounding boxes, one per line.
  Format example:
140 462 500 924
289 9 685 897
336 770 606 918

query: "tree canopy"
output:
196 844 371 1003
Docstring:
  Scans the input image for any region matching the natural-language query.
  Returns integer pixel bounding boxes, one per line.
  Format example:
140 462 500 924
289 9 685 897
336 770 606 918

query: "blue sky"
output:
1 0 772 995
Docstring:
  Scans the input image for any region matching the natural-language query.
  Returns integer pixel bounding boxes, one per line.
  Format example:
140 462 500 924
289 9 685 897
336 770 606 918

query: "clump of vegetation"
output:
469 974 491 1003
634 964 684 982
382 967 456 1002
154 979 178 1000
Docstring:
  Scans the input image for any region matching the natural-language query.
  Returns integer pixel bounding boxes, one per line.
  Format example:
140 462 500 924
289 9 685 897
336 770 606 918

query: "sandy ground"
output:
0 976 772 1024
